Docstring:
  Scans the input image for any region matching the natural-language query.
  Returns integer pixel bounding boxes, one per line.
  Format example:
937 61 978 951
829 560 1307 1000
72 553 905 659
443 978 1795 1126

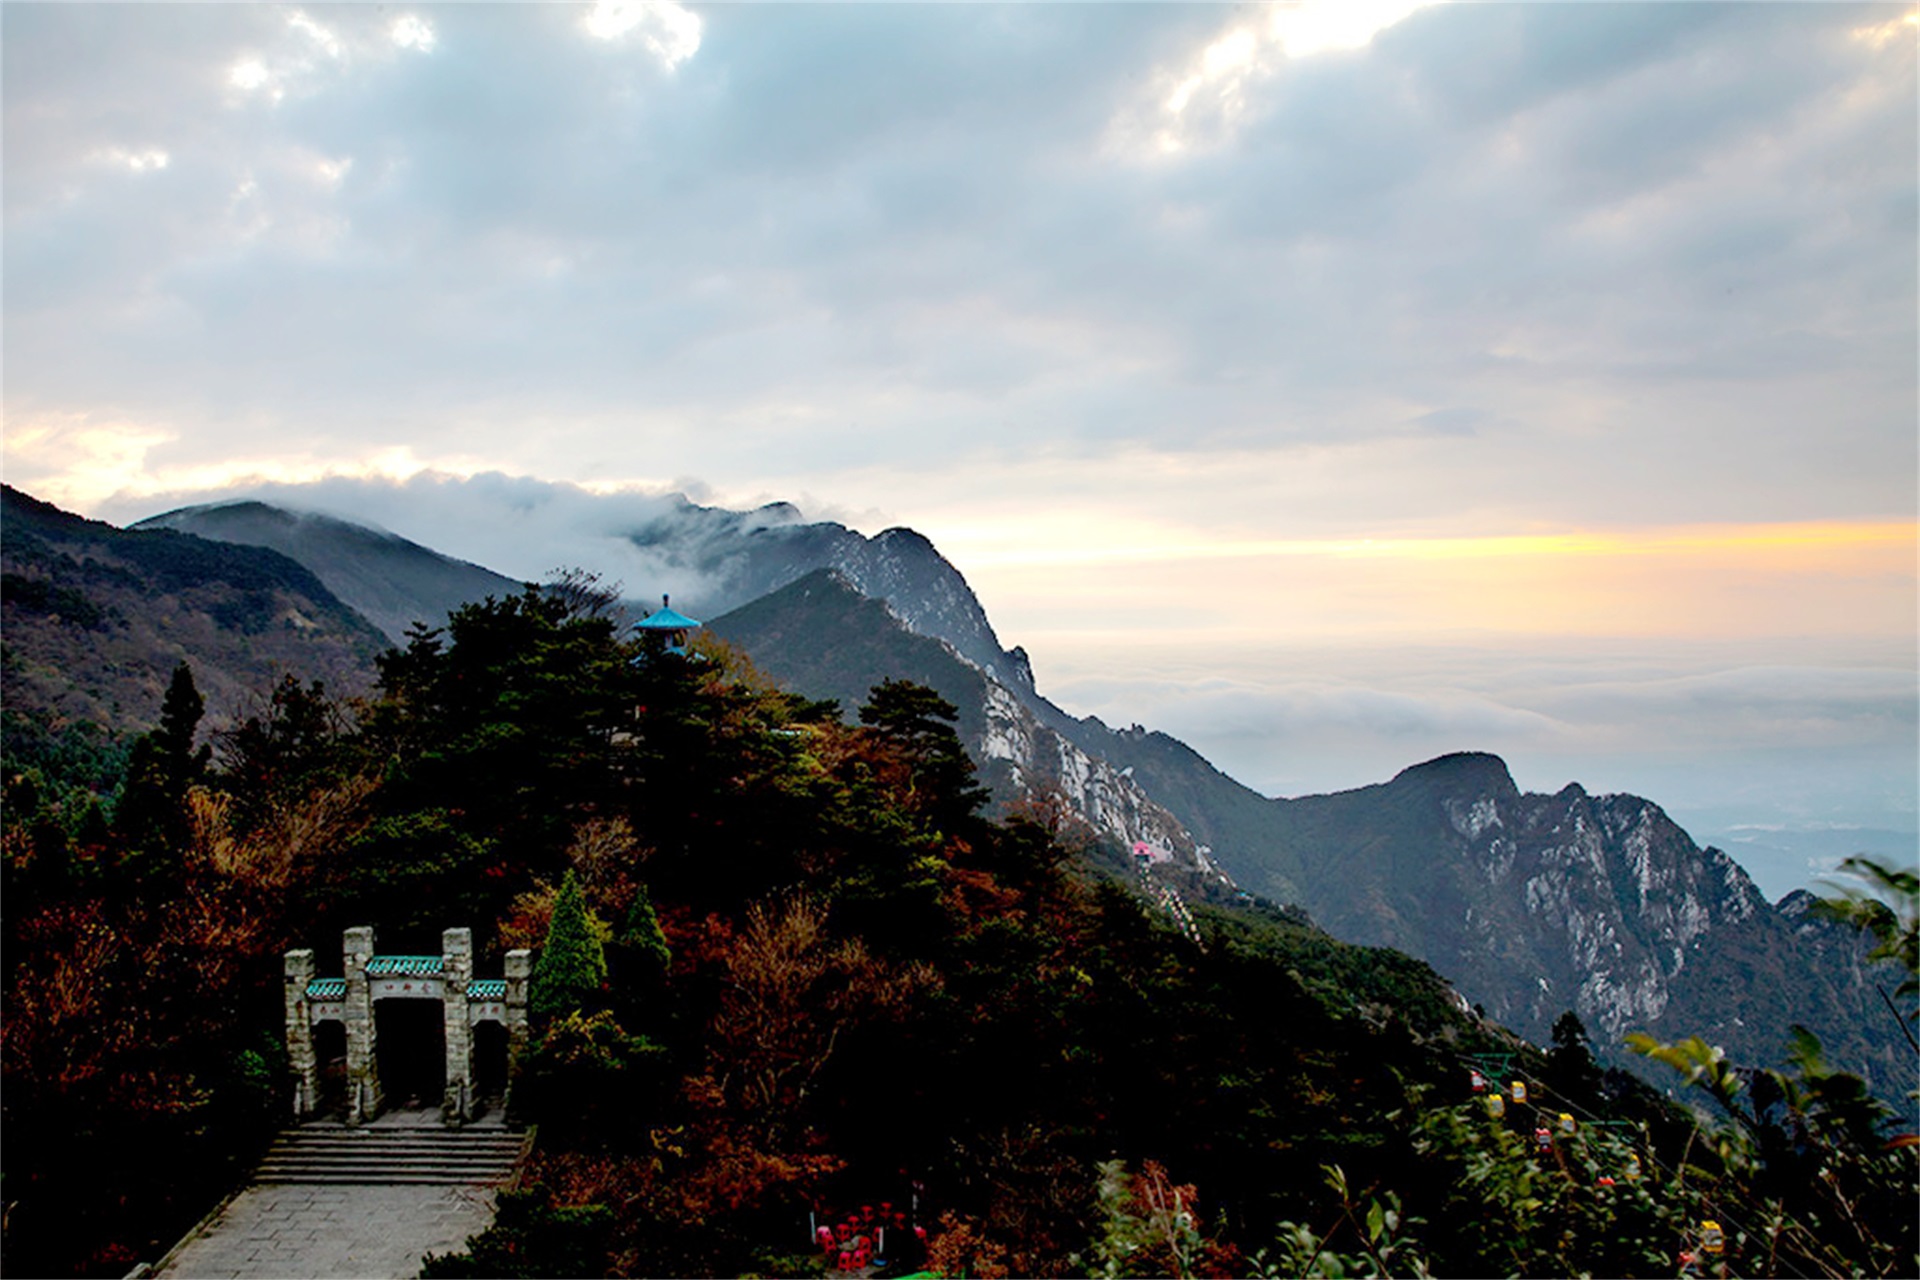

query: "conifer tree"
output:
858 679 987 829
114 662 211 879
531 870 607 1019
619 881 672 975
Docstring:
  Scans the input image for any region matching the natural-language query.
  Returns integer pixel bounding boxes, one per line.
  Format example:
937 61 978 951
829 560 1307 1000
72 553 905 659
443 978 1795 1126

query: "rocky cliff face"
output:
1230 753 1911 1099
622 499 1027 683
707 570 1230 895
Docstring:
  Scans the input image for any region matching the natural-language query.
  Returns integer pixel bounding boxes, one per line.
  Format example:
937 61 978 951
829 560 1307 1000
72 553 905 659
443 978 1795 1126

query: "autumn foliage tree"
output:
13 582 1913 1280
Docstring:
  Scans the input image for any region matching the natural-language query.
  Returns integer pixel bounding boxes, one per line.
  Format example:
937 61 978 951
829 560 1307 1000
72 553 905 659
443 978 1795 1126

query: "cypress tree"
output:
619 881 672 974
531 871 607 1019
114 662 211 882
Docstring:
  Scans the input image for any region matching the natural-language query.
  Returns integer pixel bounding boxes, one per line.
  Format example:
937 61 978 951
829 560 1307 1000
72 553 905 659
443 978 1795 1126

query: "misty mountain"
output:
716 565 1910 1096
1 486 387 743
105 489 1909 1092
134 501 524 644
616 496 1033 689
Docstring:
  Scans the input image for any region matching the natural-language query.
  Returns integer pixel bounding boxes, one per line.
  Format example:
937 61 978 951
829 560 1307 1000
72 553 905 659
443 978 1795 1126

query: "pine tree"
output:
619 881 672 975
531 871 607 1019
858 679 988 829
114 662 211 880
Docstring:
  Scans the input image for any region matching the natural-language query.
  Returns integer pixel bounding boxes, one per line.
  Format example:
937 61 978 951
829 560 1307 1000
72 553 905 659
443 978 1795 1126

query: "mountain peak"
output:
1390 751 1519 798
745 501 805 529
130 498 521 643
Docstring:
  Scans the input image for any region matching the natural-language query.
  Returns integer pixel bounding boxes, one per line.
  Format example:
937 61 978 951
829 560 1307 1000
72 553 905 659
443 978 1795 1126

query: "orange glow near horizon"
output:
955 519 1918 644
945 520 1917 567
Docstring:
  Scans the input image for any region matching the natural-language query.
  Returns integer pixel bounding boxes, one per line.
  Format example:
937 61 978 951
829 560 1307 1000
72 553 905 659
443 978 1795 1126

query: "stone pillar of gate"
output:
503 948 532 1116
343 926 382 1124
441 927 474 1124
284 948 318 1121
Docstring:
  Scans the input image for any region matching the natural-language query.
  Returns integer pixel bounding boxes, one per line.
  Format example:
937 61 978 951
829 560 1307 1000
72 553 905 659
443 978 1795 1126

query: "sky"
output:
4 1 1915 899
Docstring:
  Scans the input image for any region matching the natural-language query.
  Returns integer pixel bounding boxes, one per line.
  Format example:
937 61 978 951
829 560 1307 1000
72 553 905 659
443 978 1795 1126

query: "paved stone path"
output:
151 1182 497 1280
150 1108 513 1280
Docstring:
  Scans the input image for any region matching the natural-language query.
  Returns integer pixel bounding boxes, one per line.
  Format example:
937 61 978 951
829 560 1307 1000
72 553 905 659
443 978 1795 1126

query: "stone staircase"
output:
255 1122 529 1186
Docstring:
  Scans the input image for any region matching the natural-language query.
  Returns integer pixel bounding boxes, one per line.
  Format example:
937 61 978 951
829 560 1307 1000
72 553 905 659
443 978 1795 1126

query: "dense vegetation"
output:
0 487 386 781
2 581 1912 1277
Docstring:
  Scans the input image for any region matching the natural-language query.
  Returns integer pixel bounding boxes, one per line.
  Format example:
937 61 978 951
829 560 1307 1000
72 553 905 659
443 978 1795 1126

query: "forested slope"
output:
2 486 386 810
5 580 1909 1278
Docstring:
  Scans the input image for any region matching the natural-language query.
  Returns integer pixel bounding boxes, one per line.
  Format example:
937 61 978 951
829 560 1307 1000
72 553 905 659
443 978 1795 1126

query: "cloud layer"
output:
6 3 1914 899
7 4 1912 528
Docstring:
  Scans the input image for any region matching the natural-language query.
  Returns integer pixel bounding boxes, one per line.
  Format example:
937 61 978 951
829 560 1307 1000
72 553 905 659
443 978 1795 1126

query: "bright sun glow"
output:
96 147 170 173
229 59 273 92
942 516 1918 645
2 418 506 515
390 15 436 52
584 0 702 69
1852 7 1919 47
1271 0 1432 59
1141 0 1433 156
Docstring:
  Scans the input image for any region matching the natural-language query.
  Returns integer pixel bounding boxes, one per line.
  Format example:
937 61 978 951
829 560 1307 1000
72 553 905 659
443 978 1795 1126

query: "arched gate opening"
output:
375 999 445 1110
314 1020 348 1118
474 1021 511 1111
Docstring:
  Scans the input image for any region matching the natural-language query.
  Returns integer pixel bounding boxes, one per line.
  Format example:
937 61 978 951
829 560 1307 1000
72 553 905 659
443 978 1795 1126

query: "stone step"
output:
258 1156 520 1174
270 1136 526 1143
268 1136 526 1152
252 1126 529 1186
263 1147 521 1160
252 1173 521 1186
263 1149 522 1165
257 1176 520 1188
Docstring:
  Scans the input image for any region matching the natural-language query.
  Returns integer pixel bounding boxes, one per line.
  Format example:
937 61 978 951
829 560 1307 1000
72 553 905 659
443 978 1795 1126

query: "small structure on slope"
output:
633 594 702 658
284 927 531 1126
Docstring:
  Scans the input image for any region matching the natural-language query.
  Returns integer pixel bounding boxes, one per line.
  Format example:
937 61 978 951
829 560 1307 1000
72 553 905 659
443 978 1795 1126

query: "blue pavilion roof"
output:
635 605 701 631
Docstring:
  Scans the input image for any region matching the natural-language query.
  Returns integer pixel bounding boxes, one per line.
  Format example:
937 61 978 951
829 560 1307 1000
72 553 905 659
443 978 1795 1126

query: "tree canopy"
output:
3 589 1913 1279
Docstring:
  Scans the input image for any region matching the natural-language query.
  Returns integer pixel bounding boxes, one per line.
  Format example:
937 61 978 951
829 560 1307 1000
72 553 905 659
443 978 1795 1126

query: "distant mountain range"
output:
133 501 524 645
1 485 387 737
15 486 1911 1098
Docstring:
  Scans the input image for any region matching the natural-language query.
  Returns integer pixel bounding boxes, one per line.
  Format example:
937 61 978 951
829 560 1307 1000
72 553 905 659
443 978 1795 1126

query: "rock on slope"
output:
708 569 1230 893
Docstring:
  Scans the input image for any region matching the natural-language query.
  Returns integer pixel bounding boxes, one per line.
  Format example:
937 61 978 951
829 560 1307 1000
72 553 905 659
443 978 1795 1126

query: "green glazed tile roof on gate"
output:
366 955 444 977
305 977 346 1000
467 979 507 999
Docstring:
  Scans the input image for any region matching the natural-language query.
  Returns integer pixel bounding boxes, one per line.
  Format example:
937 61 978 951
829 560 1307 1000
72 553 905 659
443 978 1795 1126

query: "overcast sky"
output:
5 2 1915 898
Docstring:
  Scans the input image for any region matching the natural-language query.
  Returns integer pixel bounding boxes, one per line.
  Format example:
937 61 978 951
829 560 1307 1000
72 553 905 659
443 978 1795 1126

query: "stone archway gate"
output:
284 927 531 1124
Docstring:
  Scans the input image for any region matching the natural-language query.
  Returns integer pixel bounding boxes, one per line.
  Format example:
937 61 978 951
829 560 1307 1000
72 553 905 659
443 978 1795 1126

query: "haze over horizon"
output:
6 2 1915 899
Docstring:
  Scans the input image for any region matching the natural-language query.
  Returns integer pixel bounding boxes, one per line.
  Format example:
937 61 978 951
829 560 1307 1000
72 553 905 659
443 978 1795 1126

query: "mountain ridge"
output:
708 568 1231 899
134 500 524 644
97 487 1914 1094
1 485 387 745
